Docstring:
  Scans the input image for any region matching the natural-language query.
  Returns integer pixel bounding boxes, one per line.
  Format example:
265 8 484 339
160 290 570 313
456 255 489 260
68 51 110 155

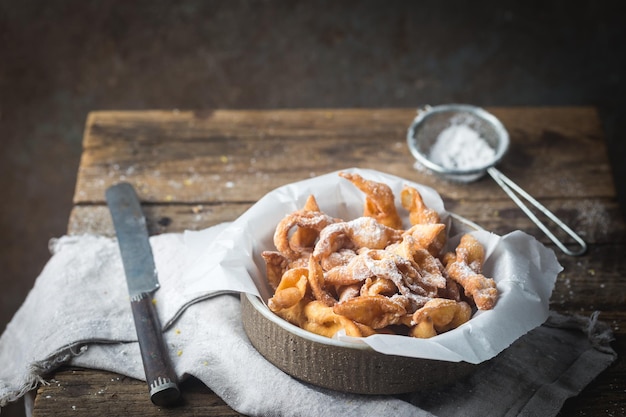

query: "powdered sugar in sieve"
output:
407 104 587 257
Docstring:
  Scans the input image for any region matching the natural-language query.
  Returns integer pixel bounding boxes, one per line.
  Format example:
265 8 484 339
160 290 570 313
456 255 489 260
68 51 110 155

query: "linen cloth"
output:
0 227 617 417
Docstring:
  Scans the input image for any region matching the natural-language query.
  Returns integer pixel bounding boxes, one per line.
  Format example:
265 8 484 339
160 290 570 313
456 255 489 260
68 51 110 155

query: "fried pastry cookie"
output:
263 173 499 340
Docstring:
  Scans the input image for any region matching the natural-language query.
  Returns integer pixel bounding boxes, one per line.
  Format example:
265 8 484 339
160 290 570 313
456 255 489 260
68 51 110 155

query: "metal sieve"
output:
407 104 587 257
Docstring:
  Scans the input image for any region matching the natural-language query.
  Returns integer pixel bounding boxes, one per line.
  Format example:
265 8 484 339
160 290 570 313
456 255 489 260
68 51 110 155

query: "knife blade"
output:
105 182 180 406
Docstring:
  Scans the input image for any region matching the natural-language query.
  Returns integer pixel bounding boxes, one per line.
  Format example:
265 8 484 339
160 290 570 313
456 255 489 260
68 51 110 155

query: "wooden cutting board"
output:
31 107 625 417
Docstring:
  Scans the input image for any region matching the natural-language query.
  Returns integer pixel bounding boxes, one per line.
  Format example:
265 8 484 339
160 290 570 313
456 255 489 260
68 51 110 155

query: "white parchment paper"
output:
183 168 562 364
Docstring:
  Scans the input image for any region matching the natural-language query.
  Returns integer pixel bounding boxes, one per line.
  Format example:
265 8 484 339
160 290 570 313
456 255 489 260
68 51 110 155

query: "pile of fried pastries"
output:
261 172 498 339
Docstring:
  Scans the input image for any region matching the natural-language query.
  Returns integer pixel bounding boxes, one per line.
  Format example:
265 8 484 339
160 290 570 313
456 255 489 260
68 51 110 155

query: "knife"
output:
106 182 181 406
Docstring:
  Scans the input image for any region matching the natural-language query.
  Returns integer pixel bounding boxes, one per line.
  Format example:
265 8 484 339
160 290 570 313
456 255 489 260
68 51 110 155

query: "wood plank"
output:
551 243 626 313
33 368 243 417
443 196 624 245
67 204 250 237
73 108 615 205
68 196 626 244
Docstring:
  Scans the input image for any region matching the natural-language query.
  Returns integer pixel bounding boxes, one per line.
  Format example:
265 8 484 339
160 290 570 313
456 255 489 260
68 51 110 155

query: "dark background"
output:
1 1 625 415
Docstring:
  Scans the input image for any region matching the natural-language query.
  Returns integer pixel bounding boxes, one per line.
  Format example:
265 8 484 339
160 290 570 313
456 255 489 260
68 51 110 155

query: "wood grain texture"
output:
68 197 624 244
73 108 614 205
33 368 242 416
34 107 625 417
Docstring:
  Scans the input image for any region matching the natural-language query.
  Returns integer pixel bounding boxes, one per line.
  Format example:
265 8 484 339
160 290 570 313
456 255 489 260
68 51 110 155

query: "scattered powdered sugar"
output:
429 124 495 170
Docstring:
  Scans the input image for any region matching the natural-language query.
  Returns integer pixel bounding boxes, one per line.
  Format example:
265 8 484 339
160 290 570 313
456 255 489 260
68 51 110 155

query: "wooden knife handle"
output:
130 292 181 406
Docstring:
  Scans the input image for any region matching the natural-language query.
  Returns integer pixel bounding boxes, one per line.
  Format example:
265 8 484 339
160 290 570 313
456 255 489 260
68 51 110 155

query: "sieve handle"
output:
487 167 587 256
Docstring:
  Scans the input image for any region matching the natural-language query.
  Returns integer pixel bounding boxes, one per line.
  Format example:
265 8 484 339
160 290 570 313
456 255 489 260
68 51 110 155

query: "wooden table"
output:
33 108 625 416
